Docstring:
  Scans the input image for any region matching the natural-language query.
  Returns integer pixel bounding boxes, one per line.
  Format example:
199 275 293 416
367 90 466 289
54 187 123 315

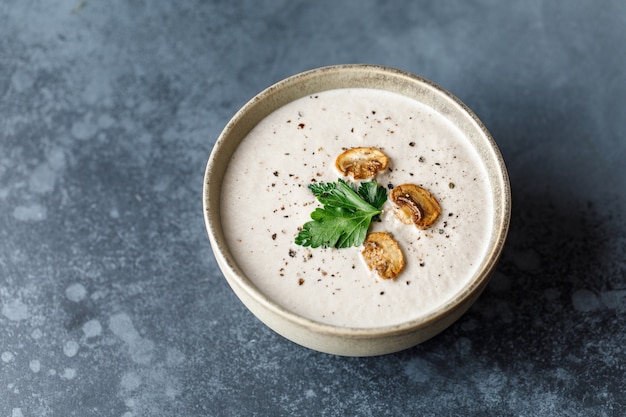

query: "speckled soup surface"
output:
219 86 497 328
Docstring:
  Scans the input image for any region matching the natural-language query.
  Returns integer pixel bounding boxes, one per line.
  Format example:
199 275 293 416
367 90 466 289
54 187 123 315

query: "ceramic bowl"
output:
203 64 511 356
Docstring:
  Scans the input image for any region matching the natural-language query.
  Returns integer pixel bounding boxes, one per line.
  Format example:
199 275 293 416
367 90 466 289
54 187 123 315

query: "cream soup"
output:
220 88 493 328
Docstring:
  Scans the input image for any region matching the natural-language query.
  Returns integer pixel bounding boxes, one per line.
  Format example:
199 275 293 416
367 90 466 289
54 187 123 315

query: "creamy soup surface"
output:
221 88 493 328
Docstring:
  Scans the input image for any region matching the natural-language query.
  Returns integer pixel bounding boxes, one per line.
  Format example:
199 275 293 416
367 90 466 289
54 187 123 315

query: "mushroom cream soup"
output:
220 88 493 328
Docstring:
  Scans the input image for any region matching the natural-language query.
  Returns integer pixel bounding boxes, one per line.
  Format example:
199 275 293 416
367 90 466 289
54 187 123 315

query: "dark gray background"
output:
1 1 625 416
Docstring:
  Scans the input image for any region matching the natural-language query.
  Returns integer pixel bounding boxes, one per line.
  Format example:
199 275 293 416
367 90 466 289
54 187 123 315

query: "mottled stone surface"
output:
1 1 625 416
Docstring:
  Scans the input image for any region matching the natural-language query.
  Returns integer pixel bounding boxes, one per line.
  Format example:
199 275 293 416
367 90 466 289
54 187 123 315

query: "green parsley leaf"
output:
355 180 387 214
295 179 387 249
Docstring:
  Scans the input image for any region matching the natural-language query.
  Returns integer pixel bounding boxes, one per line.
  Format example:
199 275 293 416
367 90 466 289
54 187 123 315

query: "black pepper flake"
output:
298 123 305 129
288 250 296 258
435 162 441 166
298 278 305 285
449 182 455 189
409 141 416 147
273 171 279 177
419 262 425 267
380 291 385 295
406 281 411 285
271 233 277 240
419 156 425 163
387 183 394 190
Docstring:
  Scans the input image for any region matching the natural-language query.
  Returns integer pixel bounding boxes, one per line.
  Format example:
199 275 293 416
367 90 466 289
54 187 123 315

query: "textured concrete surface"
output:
1 1 625 416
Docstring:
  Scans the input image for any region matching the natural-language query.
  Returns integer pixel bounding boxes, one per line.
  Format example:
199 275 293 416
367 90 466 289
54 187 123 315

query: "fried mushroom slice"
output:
390 184 441 230
361 232 405 280
335 147 389 179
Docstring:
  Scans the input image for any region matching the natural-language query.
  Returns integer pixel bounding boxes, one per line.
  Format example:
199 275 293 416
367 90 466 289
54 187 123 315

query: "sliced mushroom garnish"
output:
335 147 389 179
390 184 441 230
361 232 405 280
